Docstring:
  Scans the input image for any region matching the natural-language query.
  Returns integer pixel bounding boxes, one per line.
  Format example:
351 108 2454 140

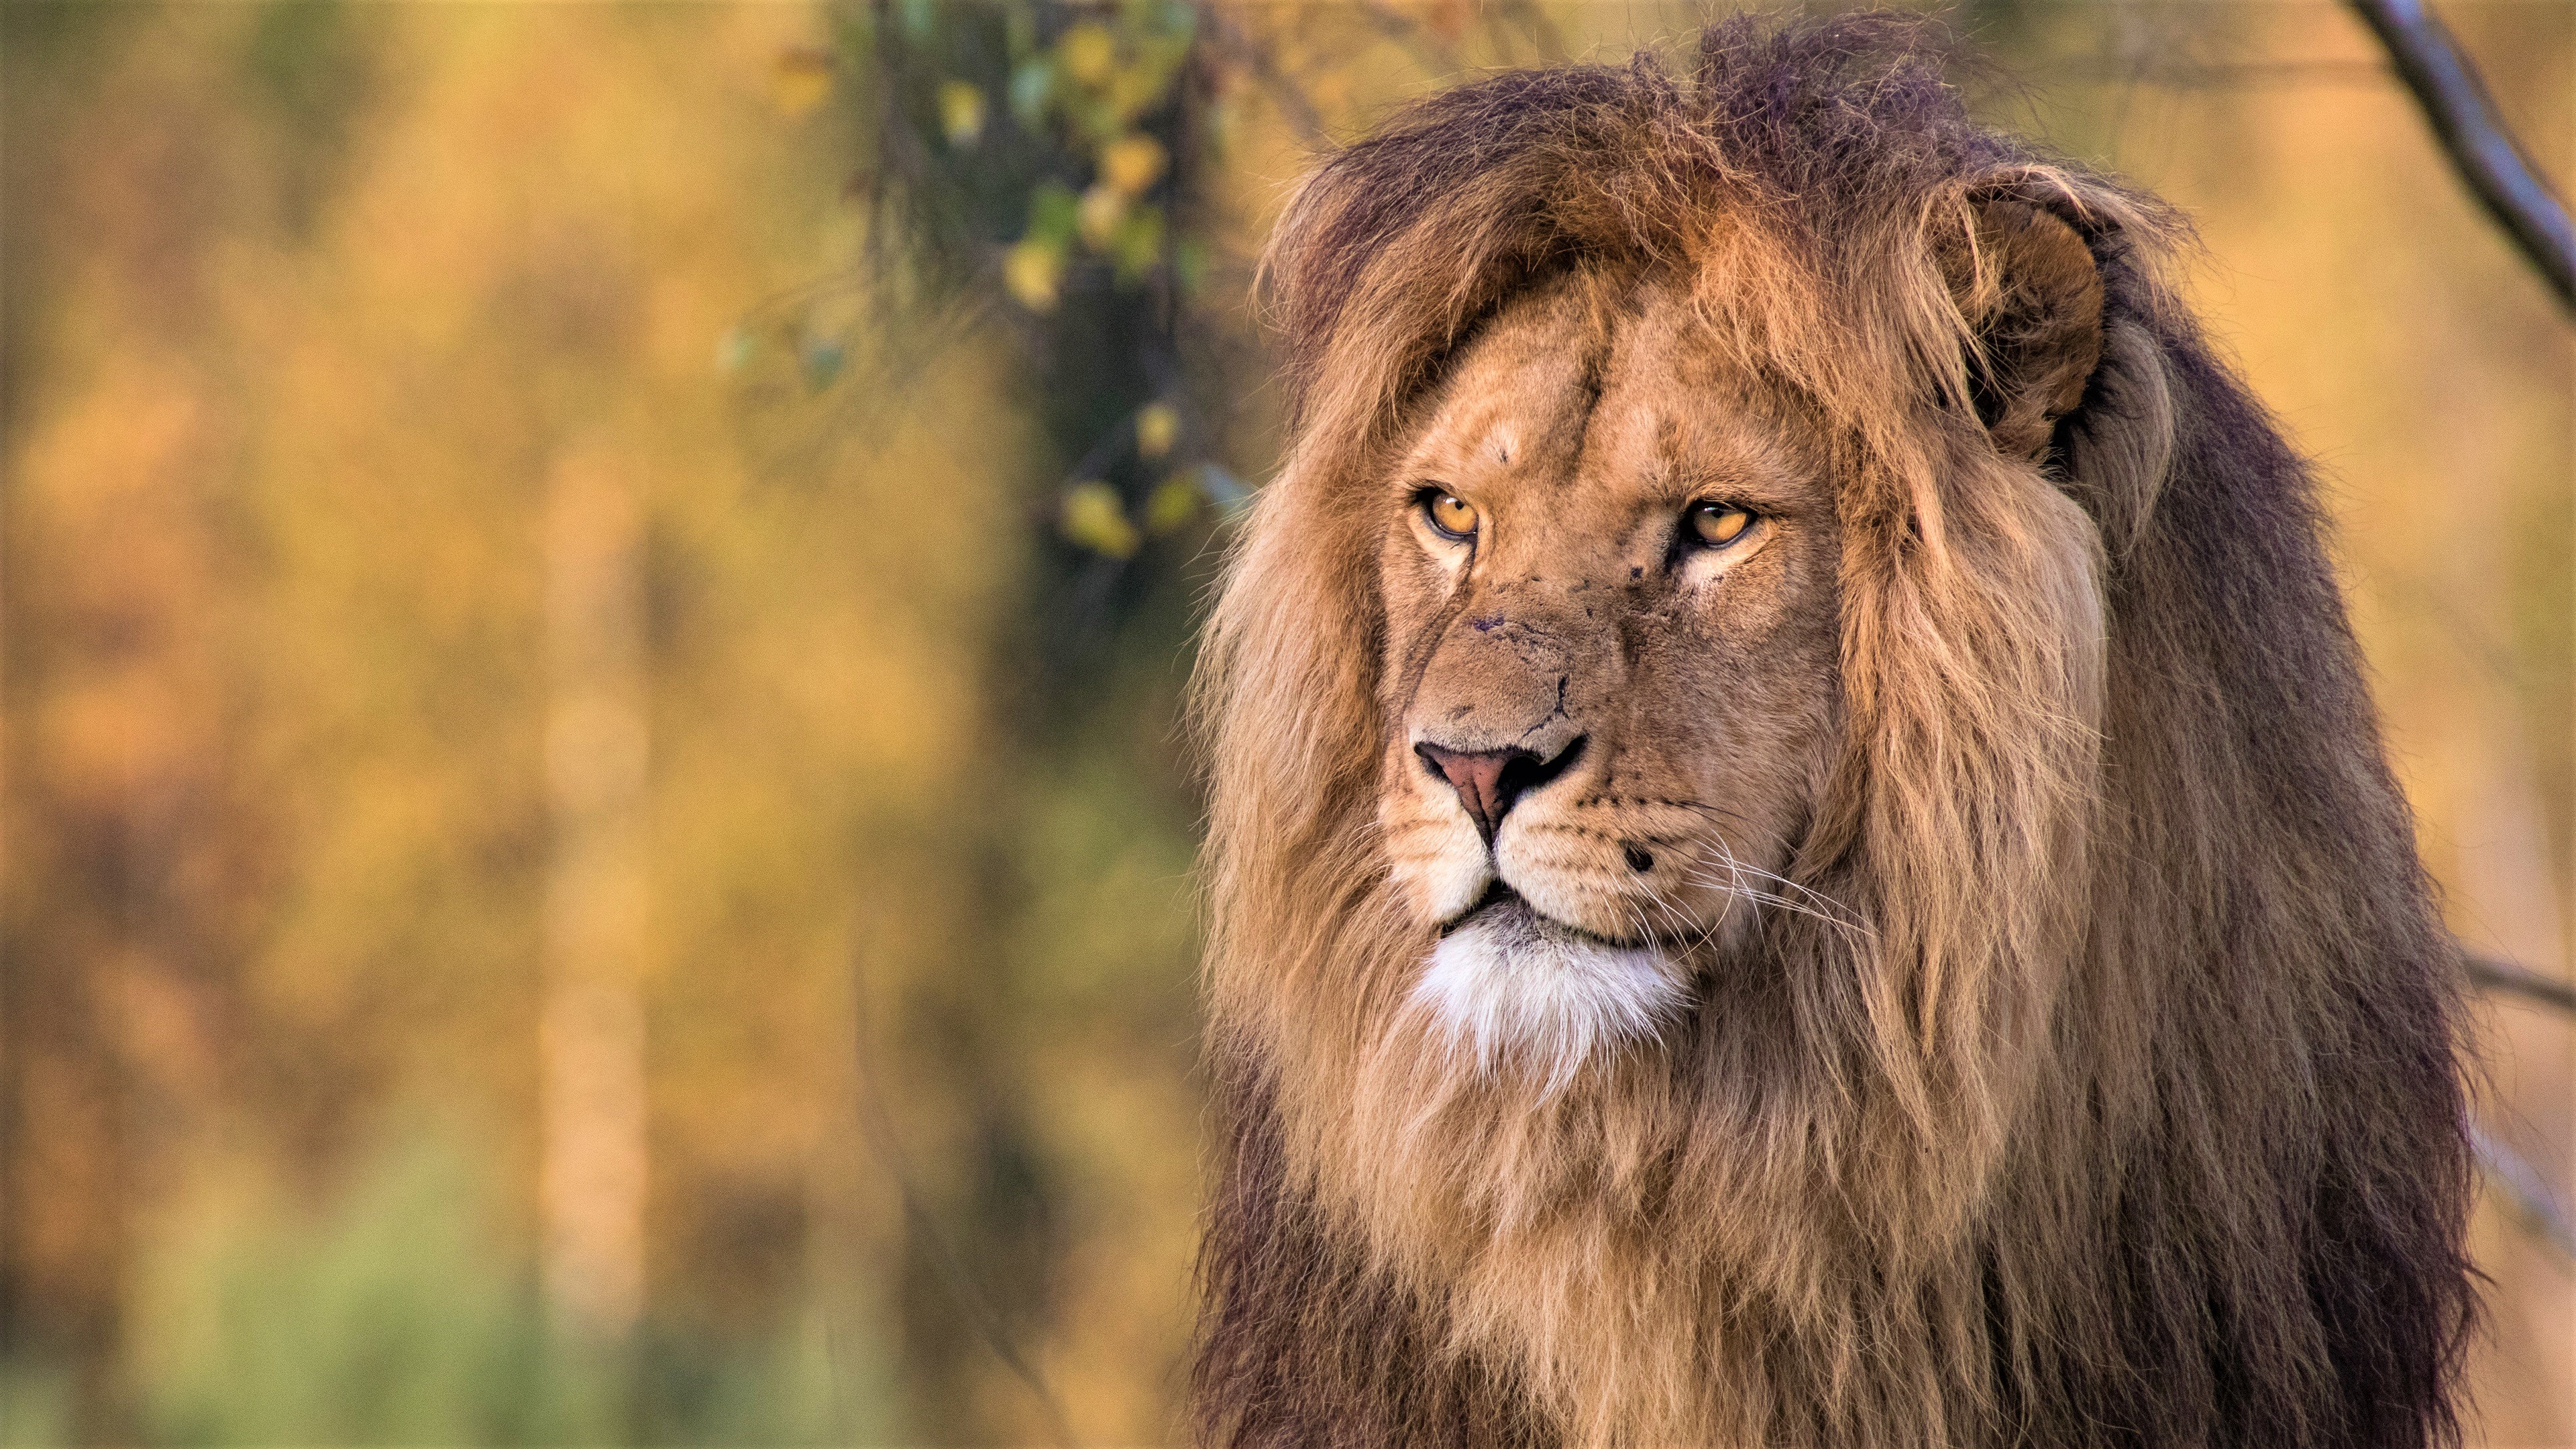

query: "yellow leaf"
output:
1004 239 1063 311
1134 402 1179 460
1057 22 1116 87
1077 184 1126 249
1061 481 1139 558
770 47 835 118
1144 473 1200 535
938 81 985 148
1098 133 1167 197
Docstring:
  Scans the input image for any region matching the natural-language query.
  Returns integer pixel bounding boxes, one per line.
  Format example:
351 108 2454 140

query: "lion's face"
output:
1375 275 1843 1077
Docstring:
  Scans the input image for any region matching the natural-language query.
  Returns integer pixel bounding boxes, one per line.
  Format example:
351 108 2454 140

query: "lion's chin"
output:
1411 892 1691 1093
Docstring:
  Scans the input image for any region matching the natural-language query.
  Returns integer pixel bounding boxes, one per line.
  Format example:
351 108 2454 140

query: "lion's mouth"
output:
1442 879 1640 950
1415 879 1690 1082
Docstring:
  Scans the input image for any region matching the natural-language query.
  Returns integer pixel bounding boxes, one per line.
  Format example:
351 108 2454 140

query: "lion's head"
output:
1192 17 2474 1449
1373 273 1848 1084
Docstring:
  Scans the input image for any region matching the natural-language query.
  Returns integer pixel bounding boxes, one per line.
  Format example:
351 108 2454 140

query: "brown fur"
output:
1190 17 2475 1448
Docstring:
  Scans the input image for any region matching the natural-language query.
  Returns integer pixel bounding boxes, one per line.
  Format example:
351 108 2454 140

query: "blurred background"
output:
0 1 2565 1444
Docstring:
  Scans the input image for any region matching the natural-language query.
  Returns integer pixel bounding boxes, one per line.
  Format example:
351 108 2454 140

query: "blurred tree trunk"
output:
539 443 651 1352
1 11 252 1440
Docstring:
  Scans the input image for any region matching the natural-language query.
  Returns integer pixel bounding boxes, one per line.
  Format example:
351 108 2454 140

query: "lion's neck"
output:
1250 923 2023 1449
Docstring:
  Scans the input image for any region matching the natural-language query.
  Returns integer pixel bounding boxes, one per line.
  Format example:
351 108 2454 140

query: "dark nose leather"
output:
1414 737 1584 843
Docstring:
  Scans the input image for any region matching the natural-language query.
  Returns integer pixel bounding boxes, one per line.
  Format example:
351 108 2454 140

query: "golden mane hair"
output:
1189 16 2476 1448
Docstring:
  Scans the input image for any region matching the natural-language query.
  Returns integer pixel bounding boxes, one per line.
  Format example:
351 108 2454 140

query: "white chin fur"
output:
1411 906 1690 1092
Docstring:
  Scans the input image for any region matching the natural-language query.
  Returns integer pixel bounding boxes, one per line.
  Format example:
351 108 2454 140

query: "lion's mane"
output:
1188 17 2476 1449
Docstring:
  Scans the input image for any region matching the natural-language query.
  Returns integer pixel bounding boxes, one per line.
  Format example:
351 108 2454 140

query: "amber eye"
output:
1687 500 1755 548
1421 489 1480 541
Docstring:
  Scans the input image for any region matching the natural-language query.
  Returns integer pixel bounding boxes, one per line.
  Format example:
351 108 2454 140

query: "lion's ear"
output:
1938 193 2105 460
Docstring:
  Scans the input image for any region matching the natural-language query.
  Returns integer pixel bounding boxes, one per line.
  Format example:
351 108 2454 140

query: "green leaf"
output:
1008 59 1055 126
1110 205 1164 284
800 337 845 390
1144 473 1199 535
938 80 985 148
1057 21 1116 89
1004 240 1065 312
1134 401 1179 460
1059 481 1139 558
1026 180 1080 249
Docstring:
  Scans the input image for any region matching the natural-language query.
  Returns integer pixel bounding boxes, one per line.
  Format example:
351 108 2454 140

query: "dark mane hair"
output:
1191 15 2477 1448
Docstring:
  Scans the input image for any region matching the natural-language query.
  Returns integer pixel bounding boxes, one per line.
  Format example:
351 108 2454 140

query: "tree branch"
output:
2465 953 2576 1016
2346 0 2575 312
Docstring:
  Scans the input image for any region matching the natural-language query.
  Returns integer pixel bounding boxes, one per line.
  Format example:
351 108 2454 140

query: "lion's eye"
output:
1686 500 1755 548
1421 489 1480 541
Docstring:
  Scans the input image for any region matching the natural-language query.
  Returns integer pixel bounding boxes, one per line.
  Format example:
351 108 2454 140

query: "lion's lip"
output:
1441 879 1640 950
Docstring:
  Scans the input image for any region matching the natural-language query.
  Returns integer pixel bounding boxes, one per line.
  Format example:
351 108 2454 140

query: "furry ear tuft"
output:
1941 193 2104 458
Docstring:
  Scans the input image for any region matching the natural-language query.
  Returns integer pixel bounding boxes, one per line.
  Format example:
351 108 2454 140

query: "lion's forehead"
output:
1409 331 1600 480
1408 284 1816 529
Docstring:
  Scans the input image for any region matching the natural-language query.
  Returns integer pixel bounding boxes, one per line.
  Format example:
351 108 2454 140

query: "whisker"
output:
1635 869 1737 959
1680 863 1873 945
1638 887 1707 954
1713 865 1854 921
1678 835 1863 922
1546 791 1862 922
1678 834 1874 945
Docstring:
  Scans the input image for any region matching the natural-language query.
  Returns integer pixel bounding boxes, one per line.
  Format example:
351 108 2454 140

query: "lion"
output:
1185 15 2479 1449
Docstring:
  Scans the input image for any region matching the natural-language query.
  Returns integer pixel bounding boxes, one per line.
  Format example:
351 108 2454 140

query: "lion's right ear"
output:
1934 186 2106 460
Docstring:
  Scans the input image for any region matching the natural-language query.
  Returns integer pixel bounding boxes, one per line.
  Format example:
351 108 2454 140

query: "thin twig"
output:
1199 3 1331 149
2045 58 2390 91
2460 950 2574 1261
2471 1122 2576 1263
1355 0 1464 78
1505 0 1570 66
2346 0 2575 312
2465 953 2576 1016
849 947 1081 1448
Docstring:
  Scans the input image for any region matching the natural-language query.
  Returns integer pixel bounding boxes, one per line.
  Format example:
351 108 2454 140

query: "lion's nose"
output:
1414 737 1585 845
